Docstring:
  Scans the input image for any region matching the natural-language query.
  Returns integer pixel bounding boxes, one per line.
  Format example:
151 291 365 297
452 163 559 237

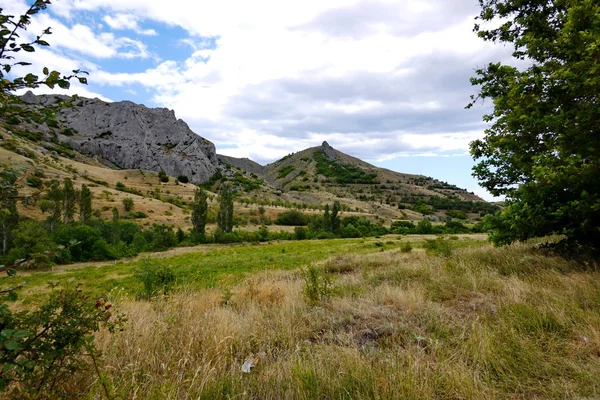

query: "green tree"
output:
322 204 331 233
331 201 341 234
40 180 62 232
62 178 76 224
217 184 234 233
112 207 119 223
0 169 19 258
469 0 600 252
158 170 169 183
191 188 208 236
79 184 92 223
122 197 134 212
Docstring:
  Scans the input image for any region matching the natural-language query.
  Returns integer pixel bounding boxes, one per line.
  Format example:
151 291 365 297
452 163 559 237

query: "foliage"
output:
201 170 222 190
469 0 600 252
0 285 123 397
313 150 378 184
135 259 176 298
191 188 208 237
176 174 189 183
122 197 134 212
217 184 234 233
6 220 55 268
275 210 309 226
423 237 453 257
0 0 88 118
277 165 295 179
158 170 169 183
0 169 19 258
302 264 333 305
62 178 77 223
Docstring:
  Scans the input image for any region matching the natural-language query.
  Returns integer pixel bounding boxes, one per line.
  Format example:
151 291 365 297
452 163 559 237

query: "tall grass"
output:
62 242 600 398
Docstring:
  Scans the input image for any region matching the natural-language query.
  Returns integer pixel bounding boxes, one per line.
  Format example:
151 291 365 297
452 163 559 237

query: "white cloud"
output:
2 0 515 193
103 14 157 36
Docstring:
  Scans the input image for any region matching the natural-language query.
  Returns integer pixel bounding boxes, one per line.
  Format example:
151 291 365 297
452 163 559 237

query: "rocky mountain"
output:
4 93 496 224
211 141 491 222
20 92 219 184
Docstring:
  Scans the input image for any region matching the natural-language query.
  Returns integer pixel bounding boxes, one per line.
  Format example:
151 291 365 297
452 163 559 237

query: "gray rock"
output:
218 154 264 175
321 141 337 160
23 93 219 184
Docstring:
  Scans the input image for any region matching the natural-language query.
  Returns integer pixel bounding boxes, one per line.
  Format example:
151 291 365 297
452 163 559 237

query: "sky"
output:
3 0 515 201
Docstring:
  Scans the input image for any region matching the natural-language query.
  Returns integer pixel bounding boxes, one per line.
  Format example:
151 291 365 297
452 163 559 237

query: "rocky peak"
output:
321 141 337 160
22 92 220 184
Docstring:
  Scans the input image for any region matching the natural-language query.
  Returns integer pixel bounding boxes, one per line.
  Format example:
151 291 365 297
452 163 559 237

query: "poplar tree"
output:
79 184 92 223
191 188 208 236
217 184 234 233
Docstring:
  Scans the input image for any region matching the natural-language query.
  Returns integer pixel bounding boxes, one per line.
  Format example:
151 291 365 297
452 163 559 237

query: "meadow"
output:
5 235 599 399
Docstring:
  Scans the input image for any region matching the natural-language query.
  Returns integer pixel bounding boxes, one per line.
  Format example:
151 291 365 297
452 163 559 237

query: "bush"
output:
0 286 123 397
400 242 413 253
177 175 189 183
275 210 308 226
423 238 453 257
122 197 134 212
158 170 169 183
135 259 176 298
294 226 307 240
302 264 333 305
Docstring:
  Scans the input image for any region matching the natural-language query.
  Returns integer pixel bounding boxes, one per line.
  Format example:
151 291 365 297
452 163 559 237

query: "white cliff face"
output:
24 94 220 183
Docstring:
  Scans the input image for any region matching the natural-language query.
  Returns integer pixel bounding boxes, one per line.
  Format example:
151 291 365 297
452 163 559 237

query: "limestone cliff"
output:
21 93 219 184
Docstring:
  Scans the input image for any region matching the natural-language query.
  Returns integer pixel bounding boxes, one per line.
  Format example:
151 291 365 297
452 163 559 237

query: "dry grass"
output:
72 242 600 399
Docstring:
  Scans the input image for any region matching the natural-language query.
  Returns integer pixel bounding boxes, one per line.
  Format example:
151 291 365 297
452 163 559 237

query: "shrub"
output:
158 170 169 183
400 242 413 253
122 197 134 212
135 259 176 298
177 175 189 183
423 238 453 257
294 226 307 240
275 210 309 226
302 264 333 305
0 285 123 398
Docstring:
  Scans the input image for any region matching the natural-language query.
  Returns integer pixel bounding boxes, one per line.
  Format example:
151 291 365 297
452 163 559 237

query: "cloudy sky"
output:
4 0 514 200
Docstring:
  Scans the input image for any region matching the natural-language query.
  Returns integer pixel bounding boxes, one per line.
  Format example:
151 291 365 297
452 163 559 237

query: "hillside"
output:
217 141 495 223
1 95 497 228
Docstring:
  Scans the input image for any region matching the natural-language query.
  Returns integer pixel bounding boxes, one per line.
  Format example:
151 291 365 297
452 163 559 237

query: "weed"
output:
302 264 333 305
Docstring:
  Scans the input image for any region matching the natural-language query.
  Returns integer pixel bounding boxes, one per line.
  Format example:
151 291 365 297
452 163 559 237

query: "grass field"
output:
5 235 600 399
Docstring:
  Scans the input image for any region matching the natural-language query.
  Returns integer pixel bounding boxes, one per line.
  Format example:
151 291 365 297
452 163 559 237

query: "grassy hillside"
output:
5 236 599 398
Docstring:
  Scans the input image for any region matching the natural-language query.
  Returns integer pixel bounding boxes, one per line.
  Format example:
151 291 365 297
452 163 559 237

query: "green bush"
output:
135 259 176 298
302 265 333 305
122 197 134 212
0 286 123 397
158 170 169 183
423 238 453 258
177 175 189 183
275 210 309 226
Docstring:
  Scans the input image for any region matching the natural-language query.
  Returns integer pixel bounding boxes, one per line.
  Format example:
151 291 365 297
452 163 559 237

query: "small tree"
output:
158 170 169 183
322 204 331 233
79 184 92 223
191 187 208 237
122 197 134 212
62 178 77 224
331 201 341 234
217 184 234 233
0 169 19 258
40 180 62 232
177 175 189 183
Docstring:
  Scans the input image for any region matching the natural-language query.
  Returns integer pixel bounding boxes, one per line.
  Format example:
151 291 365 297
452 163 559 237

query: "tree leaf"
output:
4 340 18 351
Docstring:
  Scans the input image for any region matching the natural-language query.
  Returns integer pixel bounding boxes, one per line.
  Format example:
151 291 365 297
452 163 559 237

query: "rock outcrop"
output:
217 154 265 175
22 93 219 184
